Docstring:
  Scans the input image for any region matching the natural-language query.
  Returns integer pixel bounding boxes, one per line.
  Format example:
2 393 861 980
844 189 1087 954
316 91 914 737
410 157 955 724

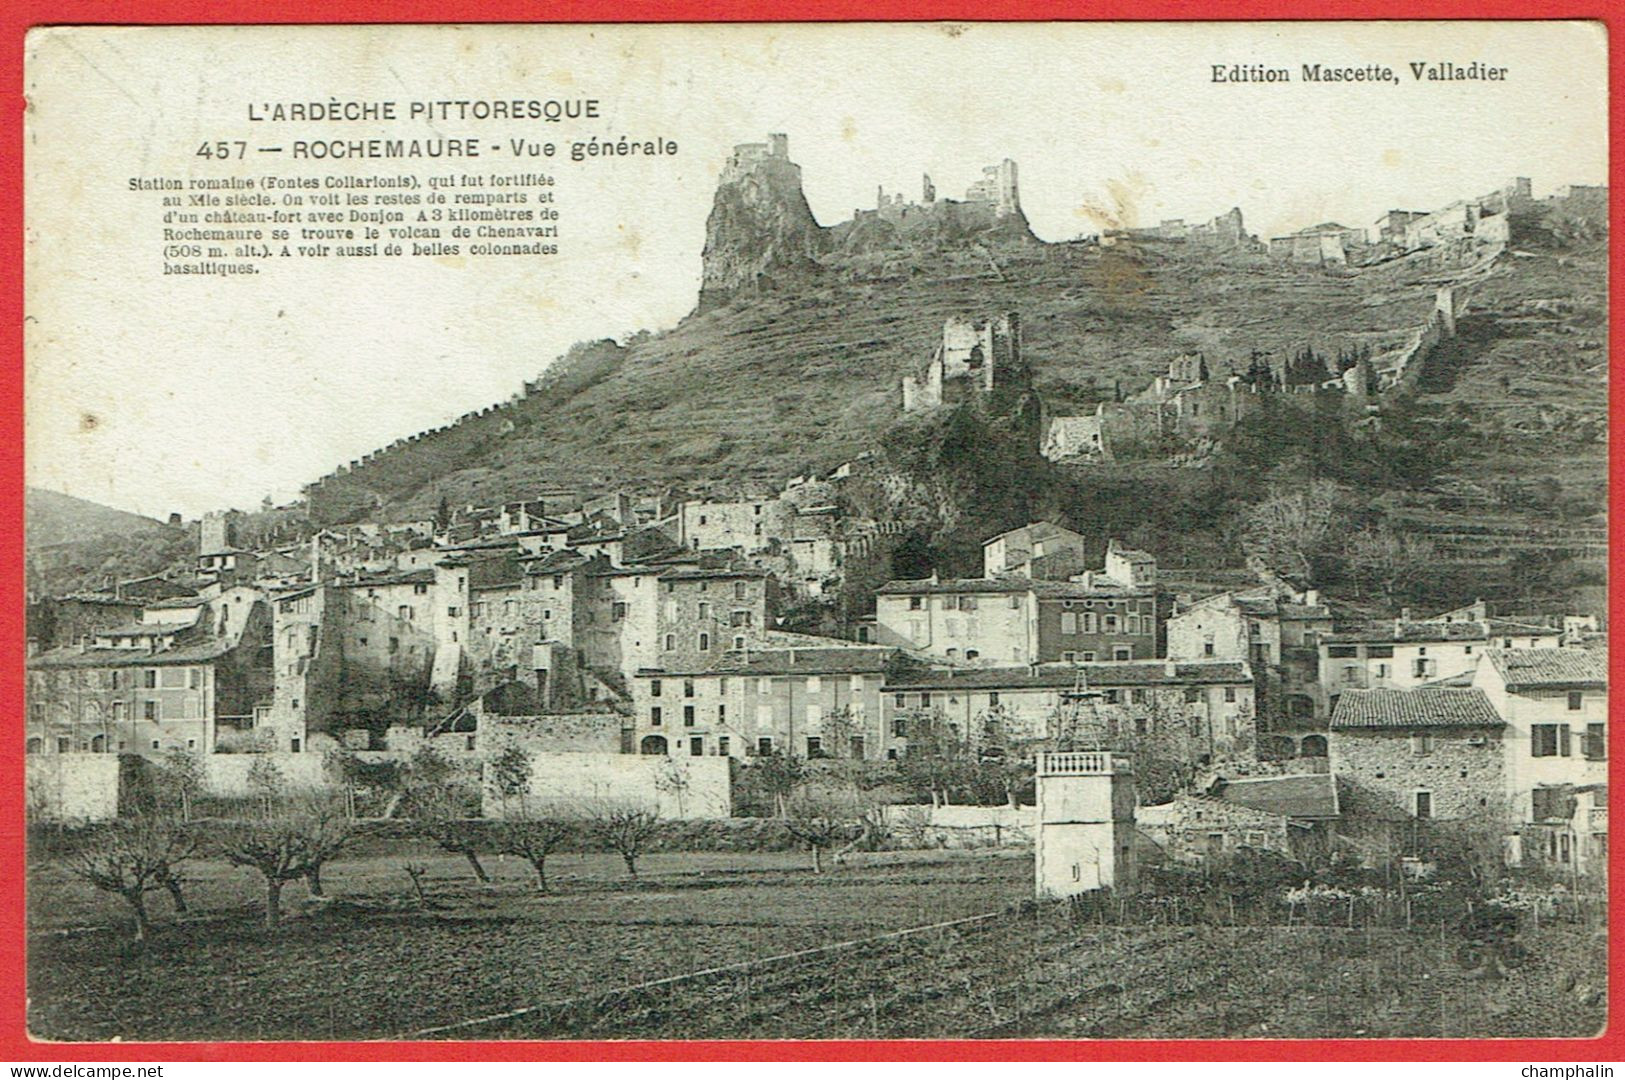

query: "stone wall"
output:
483 752 730 820
26 754 121 823
1330 724 1504 823
202 752 335 796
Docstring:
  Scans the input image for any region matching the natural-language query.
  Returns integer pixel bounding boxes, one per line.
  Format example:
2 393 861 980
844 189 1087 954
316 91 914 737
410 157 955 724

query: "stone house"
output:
1168 589 1332 728
1319 618 1561 709
1473 647 1608 875
1139 773 1338 863
1033 578 1168 663
26 594 273 759
875 576 1038 665
879 660 1256 765
656 567 771 669
1328 687 1507 846
982 521 1089 580
629 646 899 760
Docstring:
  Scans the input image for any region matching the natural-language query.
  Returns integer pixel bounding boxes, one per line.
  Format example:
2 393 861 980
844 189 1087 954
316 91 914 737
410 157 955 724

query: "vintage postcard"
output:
20 21 1609 1044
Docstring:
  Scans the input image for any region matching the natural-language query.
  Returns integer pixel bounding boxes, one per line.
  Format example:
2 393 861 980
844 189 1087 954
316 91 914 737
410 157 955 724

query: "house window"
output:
1104 615 1120 633
1224 687 1237 703
612 602 628 622
895 694 907 708
1103 689 1121 704
734 582 748 600
909 597 923 610
144 700 160 722
1204 641 1214 657
1131 689 1146 704
1008 595 1021 610
943 596 959 611
1375 663 1390 679
683 679 695 698
1584 723 1606 761
684 706 695 727
188 668 202 690
398 605 413 620
1327 645 1357 658
1414 791 1432 819
718 736 730 755
919 694 931 708
664 634 675 651
1412 658 1436 679
1410 732 1433 756
1061 612 1077 634
757 737 773 756
1113 647 1132 661
806 737 823 758
718 704 727 722
698 602 710 620
447 606 461 618
1062 651 1076 663
850 736 865 759
651 707 663 727
143 669 158 689
988 692 1000 706
1531 724 1569 758
733 636 746 650
1184 688 1200 704
650 679 662 697
892 716 907 737
1568 691 1584 711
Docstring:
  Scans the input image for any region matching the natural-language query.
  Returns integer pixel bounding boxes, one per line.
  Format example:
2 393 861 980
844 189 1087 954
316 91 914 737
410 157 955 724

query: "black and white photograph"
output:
20 20 1610 1043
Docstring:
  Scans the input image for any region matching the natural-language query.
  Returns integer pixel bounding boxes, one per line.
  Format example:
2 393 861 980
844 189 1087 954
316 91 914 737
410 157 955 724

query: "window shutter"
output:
1559 725 1571 757
1531 728 1541 757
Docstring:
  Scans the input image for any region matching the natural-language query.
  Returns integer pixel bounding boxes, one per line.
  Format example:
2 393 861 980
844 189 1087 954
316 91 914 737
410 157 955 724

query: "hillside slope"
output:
26 487 170 549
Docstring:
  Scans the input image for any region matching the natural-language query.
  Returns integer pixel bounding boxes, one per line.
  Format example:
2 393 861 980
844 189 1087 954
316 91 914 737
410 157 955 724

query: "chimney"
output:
1304 588 1320 606
929 569 939 585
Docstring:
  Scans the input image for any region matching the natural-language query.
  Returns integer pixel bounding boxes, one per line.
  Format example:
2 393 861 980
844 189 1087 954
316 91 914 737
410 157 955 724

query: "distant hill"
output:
26 487 170 549
25 488 192 598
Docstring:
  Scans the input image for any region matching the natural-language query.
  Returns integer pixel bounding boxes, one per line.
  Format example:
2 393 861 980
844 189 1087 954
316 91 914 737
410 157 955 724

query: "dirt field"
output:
27 845 1606 1042
27 846 1029 1041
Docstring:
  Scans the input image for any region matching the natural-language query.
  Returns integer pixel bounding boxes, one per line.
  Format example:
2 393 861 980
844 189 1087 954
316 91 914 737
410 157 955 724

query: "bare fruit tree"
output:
215 797 354 927
782 784 866 873
62 816 198 942
586 800 662 879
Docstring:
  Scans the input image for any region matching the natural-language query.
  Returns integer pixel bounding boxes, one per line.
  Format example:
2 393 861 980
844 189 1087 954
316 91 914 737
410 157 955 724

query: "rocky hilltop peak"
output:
698 134 829 308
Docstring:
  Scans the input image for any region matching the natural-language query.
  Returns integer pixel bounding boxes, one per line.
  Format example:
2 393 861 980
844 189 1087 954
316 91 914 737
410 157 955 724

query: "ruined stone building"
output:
963 159 1020 218
1267 222 1369 266
902 312 1022 412
720 132 791 183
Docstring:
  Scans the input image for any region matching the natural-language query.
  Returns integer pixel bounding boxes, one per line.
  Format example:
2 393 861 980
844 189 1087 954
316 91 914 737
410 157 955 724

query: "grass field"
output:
27 843 1607 1042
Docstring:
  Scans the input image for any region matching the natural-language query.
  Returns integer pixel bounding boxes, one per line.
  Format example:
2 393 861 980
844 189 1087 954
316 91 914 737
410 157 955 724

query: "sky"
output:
24 21 1609 519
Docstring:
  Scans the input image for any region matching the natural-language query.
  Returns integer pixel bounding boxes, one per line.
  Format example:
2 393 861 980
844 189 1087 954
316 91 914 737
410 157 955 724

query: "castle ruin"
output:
902 312 1022 413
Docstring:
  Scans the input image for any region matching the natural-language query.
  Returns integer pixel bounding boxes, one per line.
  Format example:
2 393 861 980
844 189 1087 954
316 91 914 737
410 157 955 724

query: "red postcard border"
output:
1 0 1618 1063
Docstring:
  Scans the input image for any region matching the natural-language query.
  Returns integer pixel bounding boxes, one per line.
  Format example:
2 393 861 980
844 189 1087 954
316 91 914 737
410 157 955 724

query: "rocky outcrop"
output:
698 152 828 309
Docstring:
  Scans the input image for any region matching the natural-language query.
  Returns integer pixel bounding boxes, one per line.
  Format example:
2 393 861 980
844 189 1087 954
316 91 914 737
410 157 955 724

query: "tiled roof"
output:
640 647 902 679
879 577 1035 596
29 638 237 669
1325 621 1489 645
882 661 1252 692
1484 647 1607 691
985 521 1081 546
1213 774 1339 820
657 567 767 582
143 595 206 610
336 569 436 588
1330 688 1503 729
1485 619 1563 638
1031 579 1149 599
